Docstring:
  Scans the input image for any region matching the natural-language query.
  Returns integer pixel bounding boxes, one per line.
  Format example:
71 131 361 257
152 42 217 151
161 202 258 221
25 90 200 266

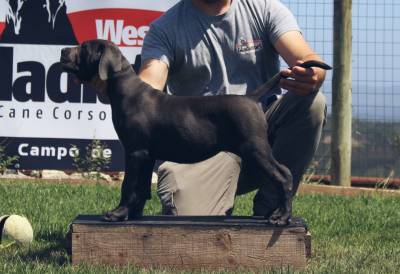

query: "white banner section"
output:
0 44 120 140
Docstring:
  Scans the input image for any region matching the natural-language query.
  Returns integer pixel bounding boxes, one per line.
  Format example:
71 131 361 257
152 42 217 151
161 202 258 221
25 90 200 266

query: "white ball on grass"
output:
0 215 33 246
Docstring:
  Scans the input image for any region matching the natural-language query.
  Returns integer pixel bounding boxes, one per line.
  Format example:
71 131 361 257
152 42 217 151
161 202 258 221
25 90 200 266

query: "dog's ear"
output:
98 46 123 80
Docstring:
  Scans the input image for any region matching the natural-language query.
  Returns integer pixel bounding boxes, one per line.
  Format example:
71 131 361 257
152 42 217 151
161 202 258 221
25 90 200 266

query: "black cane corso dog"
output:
60 39 331 225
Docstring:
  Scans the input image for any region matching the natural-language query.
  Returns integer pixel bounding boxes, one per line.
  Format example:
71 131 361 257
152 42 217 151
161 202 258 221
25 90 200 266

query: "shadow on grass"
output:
19 231 70 266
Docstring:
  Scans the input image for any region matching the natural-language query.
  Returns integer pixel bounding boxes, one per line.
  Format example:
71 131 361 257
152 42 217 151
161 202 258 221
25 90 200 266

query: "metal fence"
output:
281 0 400 180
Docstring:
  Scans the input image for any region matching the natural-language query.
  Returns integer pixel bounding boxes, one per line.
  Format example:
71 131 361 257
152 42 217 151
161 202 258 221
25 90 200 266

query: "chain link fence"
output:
281 0 400 180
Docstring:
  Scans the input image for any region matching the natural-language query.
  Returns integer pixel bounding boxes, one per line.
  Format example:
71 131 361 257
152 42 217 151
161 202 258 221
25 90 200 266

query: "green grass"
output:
0 179 399 273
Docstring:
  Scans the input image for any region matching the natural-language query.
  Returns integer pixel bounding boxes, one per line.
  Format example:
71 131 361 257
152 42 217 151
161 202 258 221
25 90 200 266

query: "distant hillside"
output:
313 116 400 178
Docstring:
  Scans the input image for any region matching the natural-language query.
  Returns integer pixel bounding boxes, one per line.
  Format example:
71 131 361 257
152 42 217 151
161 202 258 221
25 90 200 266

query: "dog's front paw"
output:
267 207 291 226
103 206 129 222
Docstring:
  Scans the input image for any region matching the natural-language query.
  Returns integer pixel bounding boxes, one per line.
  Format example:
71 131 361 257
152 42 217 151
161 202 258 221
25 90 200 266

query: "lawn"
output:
0 179 399 273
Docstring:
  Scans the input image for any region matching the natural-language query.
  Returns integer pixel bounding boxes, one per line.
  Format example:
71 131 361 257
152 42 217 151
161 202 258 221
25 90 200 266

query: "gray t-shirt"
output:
141 0 300 98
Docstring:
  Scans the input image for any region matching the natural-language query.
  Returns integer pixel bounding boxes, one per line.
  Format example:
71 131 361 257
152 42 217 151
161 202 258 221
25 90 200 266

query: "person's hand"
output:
279 60 323 96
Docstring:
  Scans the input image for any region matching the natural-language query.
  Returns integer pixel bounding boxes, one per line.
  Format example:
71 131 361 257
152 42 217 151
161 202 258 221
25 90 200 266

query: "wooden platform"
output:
68 215 310 270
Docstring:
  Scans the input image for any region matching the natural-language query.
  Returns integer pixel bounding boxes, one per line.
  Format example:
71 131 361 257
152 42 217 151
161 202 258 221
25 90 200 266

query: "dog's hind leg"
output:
263 159 293 226
239 141 293 226
104 150 155 221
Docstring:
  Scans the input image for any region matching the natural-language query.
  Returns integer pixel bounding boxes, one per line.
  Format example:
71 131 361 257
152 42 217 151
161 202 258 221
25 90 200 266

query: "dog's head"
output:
60 39 131 97
60 39 130 89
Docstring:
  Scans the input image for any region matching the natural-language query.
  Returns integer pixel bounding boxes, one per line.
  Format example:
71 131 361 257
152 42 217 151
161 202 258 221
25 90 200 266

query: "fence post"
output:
331 0 352 186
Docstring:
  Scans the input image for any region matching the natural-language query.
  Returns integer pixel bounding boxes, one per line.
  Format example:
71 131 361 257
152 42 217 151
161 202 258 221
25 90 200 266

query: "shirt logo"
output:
236 37 262 54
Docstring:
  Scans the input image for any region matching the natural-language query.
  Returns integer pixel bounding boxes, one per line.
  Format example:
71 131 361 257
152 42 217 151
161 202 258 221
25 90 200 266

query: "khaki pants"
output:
157 91 326 216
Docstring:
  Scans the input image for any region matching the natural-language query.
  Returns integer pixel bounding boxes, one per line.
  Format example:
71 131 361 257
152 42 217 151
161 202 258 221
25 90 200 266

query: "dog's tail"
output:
250 60 332 100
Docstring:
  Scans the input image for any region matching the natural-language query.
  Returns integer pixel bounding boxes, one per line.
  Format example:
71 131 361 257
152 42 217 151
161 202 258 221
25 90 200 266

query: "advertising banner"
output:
0 0 179 170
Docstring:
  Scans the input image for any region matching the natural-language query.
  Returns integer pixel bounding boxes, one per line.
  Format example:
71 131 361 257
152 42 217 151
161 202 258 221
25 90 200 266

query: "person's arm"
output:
139 16 173 92
274 31 327 96
139 59 169 91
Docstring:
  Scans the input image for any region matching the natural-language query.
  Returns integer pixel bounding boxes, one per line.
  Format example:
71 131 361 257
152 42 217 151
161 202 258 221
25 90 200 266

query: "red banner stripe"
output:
0 22 5 37
67 8 163 47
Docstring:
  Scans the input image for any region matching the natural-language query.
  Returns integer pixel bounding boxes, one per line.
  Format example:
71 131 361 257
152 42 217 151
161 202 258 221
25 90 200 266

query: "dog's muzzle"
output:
60 47 80 72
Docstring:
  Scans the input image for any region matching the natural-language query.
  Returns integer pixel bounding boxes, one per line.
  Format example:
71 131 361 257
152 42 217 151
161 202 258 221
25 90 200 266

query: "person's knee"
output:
308 91 326 127
288 91 326 127
156 154 240 215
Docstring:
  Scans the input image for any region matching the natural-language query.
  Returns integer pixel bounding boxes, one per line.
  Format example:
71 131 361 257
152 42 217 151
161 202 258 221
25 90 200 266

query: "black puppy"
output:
60 39 331 225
